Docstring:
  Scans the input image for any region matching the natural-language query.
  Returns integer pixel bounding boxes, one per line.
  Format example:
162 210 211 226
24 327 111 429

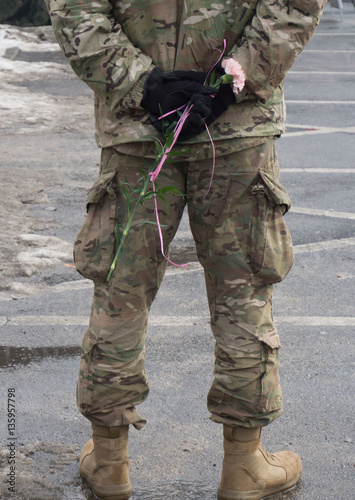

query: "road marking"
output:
282 168 354 173
289 71 355 75
284 129 355 137
303 49 355 53
169 238 355 273
286 123 354 130
275 317 355 327
44 280 93 293
1 236 354 302
1 315 354 327
313 33 355 36
294 237 355 254
291 207 355 220
1 316 89 326
283 124 355 137
286 100 355 104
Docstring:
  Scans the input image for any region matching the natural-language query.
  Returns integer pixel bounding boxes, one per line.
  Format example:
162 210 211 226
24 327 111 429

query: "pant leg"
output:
76 148 187 429
187 139 294 428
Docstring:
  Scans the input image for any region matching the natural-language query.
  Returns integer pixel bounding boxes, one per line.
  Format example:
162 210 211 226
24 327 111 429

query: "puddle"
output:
0 345 81 369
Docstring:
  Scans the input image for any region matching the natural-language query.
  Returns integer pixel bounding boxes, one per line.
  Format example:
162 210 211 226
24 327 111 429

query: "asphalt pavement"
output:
0 3 354 499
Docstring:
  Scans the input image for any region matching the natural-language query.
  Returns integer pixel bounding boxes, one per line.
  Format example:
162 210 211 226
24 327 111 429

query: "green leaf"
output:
122 175 134 193
136 168 147 176
120 184 131 212
157 172 171 180
221 74 233 85
114 224 122 245
208 68 216 87
165 121 176 137
137 176 146 188
165 129 176 150
166 150 190 157
152 136 164 158
159 186 184 196
142 191 157 200
130 220 167 228
157 194 170 212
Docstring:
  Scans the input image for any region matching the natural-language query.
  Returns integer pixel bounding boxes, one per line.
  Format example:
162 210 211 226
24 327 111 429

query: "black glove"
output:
141 67 214 116
177 79 236 141
150 92 213 142
141 67 236 141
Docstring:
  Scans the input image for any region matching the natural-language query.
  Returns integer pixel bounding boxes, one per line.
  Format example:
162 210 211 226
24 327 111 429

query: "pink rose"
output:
221 58 245 94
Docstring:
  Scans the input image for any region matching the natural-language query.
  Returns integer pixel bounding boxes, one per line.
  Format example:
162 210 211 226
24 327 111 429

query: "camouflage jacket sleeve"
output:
229 0 327 103
45 0 153 111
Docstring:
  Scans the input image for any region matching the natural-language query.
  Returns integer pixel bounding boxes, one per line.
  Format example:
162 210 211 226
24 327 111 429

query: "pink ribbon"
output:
149 39 228 267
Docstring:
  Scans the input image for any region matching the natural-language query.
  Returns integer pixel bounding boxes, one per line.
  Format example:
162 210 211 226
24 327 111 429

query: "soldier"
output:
45 1 326 499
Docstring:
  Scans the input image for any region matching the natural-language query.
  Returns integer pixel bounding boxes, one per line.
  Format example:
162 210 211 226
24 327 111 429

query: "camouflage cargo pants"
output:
74 138 294 429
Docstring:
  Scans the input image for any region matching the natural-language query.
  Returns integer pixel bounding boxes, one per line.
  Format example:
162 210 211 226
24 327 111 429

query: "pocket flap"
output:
259 171 291 213
86 170 117 209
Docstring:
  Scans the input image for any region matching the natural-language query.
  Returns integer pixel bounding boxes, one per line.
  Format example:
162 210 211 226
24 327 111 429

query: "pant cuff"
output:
209 408 283 428
83 405 147 430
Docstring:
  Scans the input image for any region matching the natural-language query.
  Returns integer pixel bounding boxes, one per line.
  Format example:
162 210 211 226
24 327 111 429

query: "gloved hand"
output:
141 67 236 142
141 67 210 114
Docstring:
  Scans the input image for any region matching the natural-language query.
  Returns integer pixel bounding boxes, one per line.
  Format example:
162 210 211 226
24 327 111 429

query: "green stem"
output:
107 173 150 282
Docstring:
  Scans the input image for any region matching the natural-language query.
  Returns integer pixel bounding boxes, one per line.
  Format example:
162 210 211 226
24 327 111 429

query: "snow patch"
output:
0 25 93 135
0 25 59 56
16 234 73 276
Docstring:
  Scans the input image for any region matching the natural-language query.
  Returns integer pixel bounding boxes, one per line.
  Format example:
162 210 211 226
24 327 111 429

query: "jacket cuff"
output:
121 64 155 110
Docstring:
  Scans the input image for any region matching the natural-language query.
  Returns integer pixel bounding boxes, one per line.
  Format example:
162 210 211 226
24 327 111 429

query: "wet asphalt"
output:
1 3 355 500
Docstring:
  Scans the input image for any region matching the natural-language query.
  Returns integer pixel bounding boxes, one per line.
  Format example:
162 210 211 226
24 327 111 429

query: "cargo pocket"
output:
73 170 118 282
247 170 294 286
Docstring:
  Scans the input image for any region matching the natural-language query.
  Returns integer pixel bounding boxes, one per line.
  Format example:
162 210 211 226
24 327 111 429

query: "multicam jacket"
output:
46 0 326 148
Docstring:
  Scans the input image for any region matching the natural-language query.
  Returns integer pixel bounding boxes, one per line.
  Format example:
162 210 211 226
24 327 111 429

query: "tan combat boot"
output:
79 424 132 500
218 426 302 500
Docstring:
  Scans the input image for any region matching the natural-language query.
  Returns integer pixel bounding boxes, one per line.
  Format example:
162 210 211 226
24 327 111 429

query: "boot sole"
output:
80 472 132 500
217 472 301 500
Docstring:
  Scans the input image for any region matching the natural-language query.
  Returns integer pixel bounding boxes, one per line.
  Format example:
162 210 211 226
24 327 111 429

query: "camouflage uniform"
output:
45 0 326 428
